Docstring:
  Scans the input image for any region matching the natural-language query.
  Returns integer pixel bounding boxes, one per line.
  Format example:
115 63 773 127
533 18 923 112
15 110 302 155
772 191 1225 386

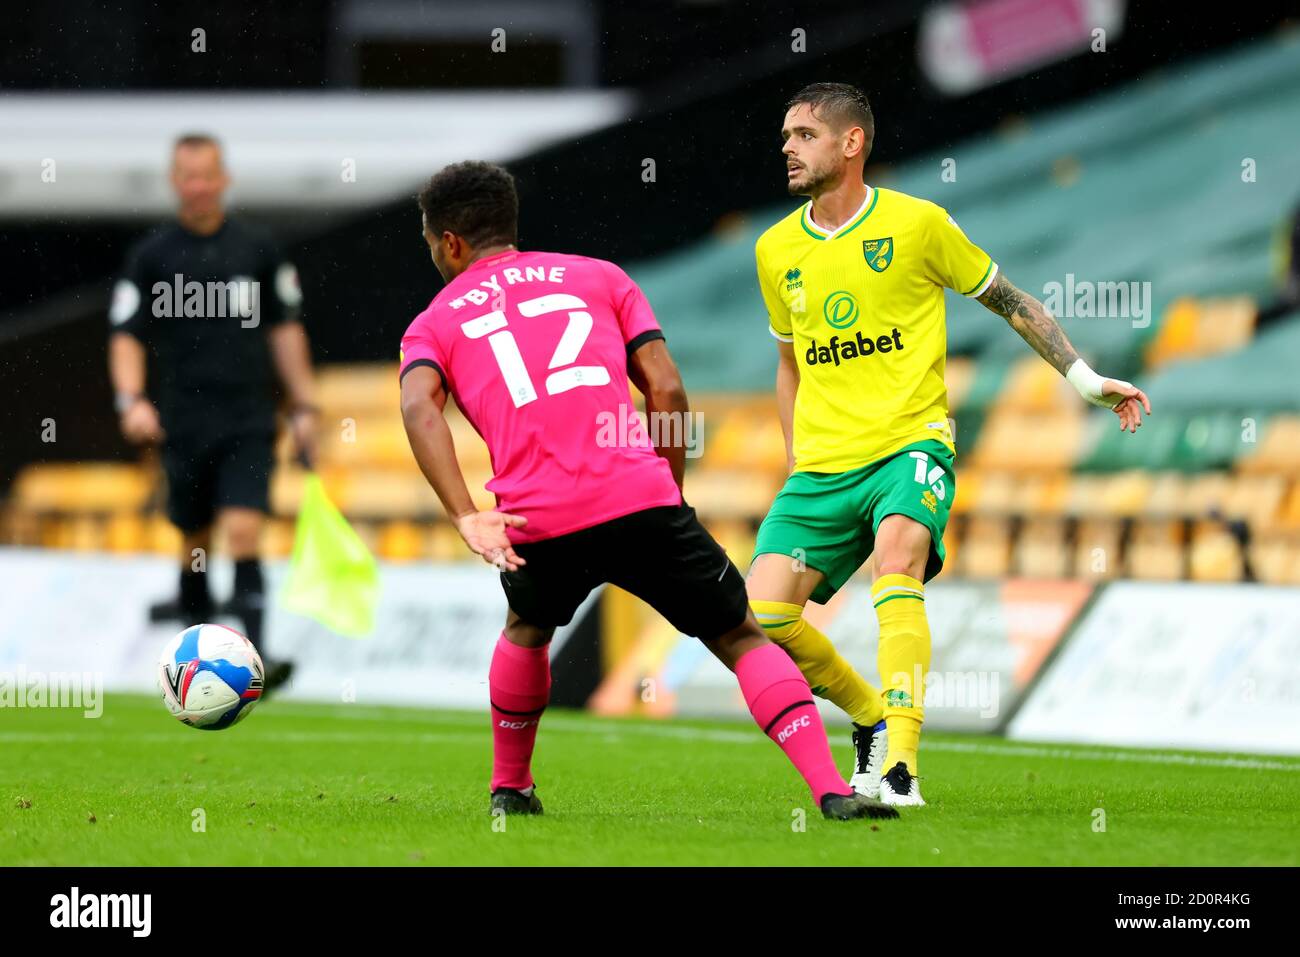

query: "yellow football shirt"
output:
756 185 997 474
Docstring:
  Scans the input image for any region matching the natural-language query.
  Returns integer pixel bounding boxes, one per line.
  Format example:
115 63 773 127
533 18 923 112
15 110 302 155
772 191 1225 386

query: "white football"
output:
158 623 264 730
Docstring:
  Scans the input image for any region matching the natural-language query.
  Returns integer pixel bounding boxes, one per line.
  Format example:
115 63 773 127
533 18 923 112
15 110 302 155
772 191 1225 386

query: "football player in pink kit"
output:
399 161 896 822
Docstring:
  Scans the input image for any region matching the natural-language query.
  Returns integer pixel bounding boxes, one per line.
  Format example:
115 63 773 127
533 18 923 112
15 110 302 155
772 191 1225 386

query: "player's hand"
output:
454 510 528 571
1101 379 1151 433
120 398 165 445
289 407 320 469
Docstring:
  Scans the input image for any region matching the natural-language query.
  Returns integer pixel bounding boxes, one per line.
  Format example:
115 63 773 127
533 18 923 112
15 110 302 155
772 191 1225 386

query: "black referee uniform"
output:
109 217 302 660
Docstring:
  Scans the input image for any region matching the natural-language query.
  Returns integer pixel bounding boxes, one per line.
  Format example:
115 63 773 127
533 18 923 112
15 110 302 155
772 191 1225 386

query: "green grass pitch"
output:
3 694 1298 866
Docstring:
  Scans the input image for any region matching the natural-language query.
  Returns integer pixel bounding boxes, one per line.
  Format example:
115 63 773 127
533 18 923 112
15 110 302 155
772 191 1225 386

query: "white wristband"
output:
1066 358 1128 409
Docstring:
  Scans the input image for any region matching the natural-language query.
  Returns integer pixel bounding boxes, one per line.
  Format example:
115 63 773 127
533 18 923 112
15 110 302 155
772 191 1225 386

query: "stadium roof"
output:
0 91 634 217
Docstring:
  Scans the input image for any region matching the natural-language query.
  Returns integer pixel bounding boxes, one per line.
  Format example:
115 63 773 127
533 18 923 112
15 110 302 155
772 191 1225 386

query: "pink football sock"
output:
488 633 551 792
735 642 850 804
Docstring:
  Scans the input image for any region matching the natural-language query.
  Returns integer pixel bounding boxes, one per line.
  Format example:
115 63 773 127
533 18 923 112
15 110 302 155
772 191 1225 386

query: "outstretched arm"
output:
977 272 1151 432
400 365 526 570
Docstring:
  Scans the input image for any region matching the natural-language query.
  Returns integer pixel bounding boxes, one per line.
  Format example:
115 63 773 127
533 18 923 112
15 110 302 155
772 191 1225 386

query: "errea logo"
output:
784 267 803 291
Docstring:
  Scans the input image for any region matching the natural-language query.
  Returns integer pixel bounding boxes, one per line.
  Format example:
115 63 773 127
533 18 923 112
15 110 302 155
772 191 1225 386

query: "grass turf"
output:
2 693 1298 866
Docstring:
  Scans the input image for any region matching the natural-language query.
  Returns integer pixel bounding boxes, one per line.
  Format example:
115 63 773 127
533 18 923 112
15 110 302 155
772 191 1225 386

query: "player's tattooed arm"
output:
976 272 1079 376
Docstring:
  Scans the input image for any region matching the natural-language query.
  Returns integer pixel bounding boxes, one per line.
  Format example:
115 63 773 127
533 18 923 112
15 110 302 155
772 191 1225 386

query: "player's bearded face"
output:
782 107 845 197
786 151 840 197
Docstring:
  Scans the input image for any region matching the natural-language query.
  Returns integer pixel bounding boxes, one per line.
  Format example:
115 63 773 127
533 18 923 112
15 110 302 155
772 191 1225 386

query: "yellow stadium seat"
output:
427 523 464 561
378 520 427 562
954 516 1011 579
105 512 146 553
1013 516 1069 579
1126 519 1185 580
1247 532 1295 585
1098 470 1154 518
997 356 1076 413
944 357 976 412
1183 473 1232 517
684 469 782 521
316 363 401 417
1237 416 1300 475
1061 472 1172 522
1074 518 1122 579
968 410 1083 472
1189 520 1243 582
949 469 975 515
1278 480 1300 529
1223 474 1285 528
1145 296 1256 369
321 468 444 519
146 514 182 557
704 518 757 568
10 463 152 514
1144 472 1188 518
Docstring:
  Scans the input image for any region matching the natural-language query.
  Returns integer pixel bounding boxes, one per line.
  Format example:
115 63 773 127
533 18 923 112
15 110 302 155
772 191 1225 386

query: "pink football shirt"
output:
399 249 682 543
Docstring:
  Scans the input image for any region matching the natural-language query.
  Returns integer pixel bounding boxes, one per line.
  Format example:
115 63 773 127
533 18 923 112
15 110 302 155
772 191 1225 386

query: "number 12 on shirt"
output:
460 293 610 408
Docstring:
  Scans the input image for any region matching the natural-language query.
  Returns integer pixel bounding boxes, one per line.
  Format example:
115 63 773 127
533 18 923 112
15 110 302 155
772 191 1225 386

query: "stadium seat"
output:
1126 519 1186 580
1248 531 1300 585
968 410 1083 472
315 363 402 416
954 515 1012 579
1144 296 1257 370
1189 520 1245 581
320 468 444 519
1013 516 1069 579
377 520 427 562
1074 518 1122 580
683 469 781 521
10 463 152 513
1237 415 1300 475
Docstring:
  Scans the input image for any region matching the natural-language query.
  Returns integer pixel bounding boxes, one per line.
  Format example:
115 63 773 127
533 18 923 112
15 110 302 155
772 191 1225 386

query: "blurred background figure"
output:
107 133 317 691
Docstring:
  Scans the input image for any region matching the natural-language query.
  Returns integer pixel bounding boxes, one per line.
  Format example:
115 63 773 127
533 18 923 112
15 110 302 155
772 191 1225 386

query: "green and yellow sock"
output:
751 600 883 728
872 574 931 776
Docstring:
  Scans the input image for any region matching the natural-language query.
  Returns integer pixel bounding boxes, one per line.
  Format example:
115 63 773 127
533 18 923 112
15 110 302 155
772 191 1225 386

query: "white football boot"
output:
849 720 888 799
879 760 926 807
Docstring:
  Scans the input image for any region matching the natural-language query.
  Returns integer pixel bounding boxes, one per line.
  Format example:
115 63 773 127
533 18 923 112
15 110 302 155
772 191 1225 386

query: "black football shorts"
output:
500 503 750 640
161 429 275 533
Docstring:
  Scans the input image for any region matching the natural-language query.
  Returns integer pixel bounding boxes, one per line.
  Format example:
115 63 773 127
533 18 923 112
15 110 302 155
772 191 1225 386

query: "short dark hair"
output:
173 132 222 153
786 82 874 145
417 161 519 249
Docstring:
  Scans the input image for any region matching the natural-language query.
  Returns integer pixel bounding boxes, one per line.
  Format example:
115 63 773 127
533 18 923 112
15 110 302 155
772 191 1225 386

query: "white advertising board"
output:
0 548 591 710
1009 582 1300 755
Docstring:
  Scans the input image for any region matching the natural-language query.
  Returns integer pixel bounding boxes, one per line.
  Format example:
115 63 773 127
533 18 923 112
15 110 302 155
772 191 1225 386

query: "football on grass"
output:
158 623 264 730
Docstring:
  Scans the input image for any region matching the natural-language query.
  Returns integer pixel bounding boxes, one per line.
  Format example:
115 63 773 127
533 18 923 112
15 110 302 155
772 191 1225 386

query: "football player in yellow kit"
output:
747 83 1151 806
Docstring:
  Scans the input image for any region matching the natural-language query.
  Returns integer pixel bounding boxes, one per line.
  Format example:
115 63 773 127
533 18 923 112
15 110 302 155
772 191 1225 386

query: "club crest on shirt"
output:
862 237 893 273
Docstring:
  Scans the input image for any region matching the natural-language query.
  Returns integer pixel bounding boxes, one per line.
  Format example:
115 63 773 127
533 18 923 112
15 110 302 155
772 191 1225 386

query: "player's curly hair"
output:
417 161 519 249
786 82 875 148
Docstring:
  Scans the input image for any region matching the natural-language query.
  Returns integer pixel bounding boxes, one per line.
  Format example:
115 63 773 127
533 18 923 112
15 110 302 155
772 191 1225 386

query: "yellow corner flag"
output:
279 473 379 638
